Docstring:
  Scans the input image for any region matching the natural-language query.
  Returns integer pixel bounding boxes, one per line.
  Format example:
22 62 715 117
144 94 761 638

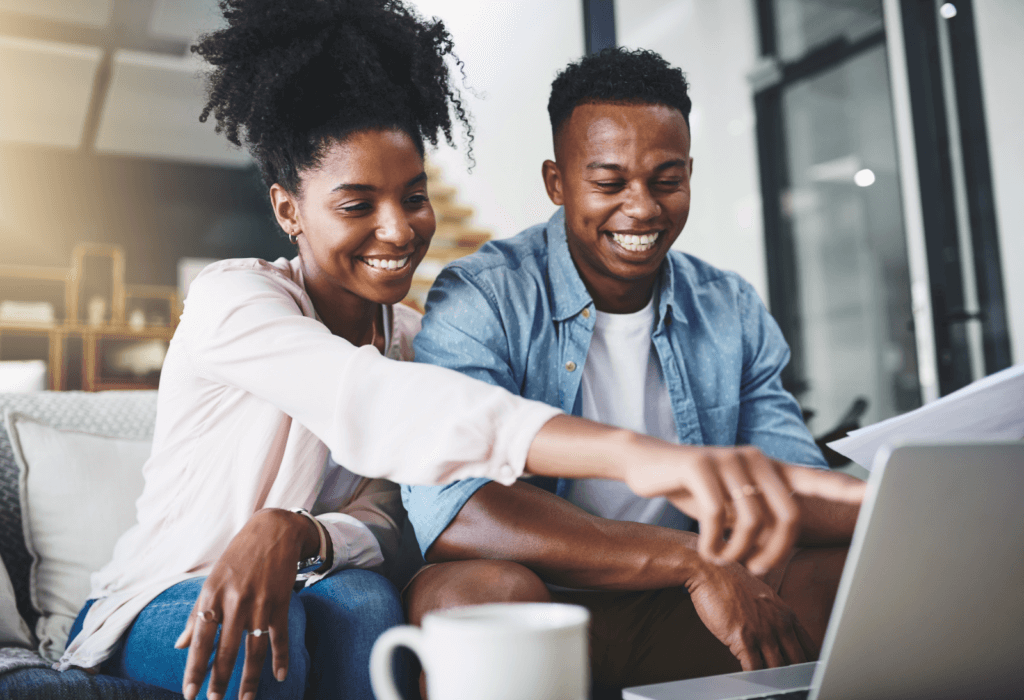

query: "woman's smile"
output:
358 254 413 272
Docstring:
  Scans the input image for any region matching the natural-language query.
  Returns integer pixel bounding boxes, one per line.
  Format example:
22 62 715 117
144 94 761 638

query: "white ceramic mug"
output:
370 602 590 700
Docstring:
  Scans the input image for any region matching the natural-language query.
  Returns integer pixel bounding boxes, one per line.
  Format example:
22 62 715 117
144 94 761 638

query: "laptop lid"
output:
810 442 1024 700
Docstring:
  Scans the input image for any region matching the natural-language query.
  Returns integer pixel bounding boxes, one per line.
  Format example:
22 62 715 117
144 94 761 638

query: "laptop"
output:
624 442 1024 700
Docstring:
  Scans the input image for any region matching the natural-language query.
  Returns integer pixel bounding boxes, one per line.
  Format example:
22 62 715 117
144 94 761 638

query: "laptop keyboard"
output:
757 691 810 700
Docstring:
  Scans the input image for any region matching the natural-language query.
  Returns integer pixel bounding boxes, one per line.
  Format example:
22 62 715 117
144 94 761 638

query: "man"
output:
402 48 860 697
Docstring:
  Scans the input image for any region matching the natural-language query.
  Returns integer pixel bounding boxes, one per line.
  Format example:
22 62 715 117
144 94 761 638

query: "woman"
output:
61 2 862 699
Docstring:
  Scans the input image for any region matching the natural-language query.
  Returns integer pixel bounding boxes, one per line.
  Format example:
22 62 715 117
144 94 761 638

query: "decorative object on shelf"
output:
86 297 107 327
0 302 54 325
0 244 181 391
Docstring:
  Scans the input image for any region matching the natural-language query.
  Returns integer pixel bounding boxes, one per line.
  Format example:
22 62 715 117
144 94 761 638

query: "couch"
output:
0 390 183 699
0 389 426 700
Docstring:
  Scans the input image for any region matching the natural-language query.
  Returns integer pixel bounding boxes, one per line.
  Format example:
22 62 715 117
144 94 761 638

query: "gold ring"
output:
730 484 761 500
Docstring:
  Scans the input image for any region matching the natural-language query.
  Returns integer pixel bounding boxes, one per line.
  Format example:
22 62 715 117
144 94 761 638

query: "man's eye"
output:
656 180 682 188
596 181 624 189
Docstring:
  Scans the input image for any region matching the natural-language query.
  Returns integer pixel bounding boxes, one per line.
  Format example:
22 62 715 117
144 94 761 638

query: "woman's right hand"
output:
525 415 866 576
622 441 865 575
174 509 320 700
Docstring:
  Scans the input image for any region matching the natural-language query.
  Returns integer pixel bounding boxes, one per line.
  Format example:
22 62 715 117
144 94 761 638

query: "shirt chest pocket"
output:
697 402 740 446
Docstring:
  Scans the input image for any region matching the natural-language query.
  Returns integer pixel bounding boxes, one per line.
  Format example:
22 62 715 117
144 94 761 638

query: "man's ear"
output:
269 184 302 235
542 159 564 206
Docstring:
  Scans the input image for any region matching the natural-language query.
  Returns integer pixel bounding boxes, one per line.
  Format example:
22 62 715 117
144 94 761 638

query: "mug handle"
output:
370 625 425 700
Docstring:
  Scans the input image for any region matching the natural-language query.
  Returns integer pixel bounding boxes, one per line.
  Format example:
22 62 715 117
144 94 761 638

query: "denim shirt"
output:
403 208 826 556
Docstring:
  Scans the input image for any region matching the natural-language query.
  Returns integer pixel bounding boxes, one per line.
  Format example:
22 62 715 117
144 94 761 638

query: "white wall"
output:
407 0 584 239
973 0 1024 364
616 0 769 301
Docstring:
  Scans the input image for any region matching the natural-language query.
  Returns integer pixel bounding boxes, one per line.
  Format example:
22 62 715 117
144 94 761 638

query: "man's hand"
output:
686 559 818 671
174 509 320 700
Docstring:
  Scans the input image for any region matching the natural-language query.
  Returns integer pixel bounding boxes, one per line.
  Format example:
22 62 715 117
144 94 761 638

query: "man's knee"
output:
301 568 405 632
778 545 849 646
405 560 550 624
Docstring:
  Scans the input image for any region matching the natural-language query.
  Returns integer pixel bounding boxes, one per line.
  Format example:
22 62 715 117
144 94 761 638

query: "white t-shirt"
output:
564 295 692 530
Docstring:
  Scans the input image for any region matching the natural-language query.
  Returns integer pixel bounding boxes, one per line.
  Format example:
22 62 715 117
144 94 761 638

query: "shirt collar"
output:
546 208 595 322
546 207 682 327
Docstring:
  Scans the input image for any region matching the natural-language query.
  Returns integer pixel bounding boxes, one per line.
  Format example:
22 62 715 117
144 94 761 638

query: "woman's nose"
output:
374 204 416 246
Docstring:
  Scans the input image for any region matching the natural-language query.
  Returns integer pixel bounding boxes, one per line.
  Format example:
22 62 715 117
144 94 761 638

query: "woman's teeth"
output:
610 232 660 252
363 256 410 270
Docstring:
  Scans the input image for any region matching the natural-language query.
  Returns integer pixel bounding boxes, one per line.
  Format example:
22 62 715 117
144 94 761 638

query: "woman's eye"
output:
341 202 371 212
405 194 429 205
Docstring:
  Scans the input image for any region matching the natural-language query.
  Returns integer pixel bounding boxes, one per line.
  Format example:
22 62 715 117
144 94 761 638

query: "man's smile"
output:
606 229 663 254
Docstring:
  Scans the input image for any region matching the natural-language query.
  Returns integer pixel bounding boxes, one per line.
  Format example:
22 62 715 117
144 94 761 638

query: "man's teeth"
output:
610 232 660 252
364 256 410 270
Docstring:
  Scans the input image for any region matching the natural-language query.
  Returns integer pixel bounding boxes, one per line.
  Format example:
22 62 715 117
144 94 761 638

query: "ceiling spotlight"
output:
940 3 957 19
854 169 876 187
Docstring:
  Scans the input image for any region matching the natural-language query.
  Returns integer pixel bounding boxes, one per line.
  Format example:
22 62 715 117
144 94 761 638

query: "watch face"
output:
297 557 324 576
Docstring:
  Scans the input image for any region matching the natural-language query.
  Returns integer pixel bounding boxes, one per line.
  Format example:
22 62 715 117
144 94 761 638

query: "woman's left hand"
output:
174 508 320 700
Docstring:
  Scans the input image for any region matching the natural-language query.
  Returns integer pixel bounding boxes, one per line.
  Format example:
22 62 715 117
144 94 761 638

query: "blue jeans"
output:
69 569 411 700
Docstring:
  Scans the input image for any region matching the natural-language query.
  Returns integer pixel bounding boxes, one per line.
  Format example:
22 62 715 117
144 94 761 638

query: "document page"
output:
827 363 1024 469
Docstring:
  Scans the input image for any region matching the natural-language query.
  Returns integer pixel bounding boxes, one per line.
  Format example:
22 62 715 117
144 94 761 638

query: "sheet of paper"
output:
827 363 1024 469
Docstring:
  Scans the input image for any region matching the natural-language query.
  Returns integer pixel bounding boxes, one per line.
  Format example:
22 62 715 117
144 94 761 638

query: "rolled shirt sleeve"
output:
182 264 561 488
403 263 531 555
735 280 828 468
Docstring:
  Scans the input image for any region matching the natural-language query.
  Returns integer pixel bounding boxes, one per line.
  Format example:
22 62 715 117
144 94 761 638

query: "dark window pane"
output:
776 0 884 62
780 44 921 430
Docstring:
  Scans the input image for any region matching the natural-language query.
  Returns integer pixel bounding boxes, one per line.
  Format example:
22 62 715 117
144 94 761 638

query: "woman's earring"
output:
289 230 299 244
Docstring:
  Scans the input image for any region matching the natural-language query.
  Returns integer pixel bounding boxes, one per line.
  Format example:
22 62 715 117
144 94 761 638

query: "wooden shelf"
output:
0 243 179 391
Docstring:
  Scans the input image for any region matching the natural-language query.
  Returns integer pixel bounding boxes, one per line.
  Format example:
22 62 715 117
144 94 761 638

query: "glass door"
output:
754 0 921 435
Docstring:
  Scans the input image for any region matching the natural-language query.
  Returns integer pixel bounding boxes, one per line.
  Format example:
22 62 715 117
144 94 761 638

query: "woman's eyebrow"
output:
330 171 427 193
331 183 375 193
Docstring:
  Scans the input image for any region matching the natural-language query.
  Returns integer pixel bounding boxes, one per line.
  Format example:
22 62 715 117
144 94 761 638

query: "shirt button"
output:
565 361 577 372
581 308 590 319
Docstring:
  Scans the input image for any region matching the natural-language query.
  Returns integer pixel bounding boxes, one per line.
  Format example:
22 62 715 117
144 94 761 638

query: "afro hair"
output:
548 47 691 145
193 0 471 193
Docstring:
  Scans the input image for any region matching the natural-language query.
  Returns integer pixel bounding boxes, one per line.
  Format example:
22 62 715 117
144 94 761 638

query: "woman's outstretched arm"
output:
524 415 865 575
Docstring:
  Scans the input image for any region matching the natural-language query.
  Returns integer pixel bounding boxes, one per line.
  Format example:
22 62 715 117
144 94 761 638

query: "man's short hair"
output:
548 47 692 147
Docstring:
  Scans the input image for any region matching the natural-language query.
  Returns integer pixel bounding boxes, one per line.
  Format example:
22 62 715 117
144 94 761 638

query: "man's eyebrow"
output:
654 159 689 171
585 160 688 172
586 162 624 171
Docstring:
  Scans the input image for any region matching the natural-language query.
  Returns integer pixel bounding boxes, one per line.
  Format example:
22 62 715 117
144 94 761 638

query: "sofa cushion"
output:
0 664 182 700
0 392 157 648
6 413 152 662
0 552 33 648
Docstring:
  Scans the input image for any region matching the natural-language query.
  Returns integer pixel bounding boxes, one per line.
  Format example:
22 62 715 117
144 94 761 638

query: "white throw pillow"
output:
0 552 34 649
5 412 151 662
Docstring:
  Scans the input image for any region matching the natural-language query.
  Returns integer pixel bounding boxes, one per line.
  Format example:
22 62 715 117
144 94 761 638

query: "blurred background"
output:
0 0 1020 444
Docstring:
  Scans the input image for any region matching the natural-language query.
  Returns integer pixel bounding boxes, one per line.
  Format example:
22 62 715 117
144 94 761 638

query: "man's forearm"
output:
426 480 707 590
794 489 860 545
